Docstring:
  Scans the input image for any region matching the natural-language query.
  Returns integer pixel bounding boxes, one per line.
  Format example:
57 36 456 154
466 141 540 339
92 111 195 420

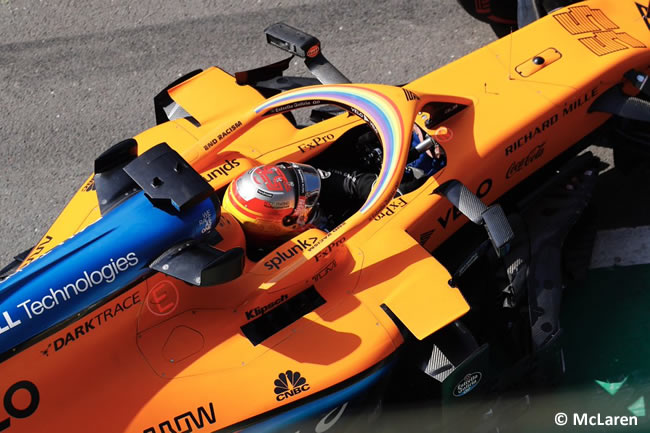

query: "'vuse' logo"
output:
274 370 310 401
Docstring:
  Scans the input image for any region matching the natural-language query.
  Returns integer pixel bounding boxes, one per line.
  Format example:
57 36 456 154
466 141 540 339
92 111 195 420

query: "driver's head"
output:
223 162 321 241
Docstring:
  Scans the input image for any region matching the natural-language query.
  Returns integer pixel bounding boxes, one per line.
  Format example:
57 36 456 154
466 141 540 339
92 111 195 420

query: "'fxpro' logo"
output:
274 370 310 401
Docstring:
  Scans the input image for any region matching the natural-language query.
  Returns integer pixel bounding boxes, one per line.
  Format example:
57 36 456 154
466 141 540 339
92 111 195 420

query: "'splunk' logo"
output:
553 6 645 56
203 159 241 182
264 237 318 270
274 370 310 401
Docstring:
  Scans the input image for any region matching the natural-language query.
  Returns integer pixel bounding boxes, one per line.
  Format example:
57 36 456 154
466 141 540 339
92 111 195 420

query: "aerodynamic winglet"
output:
590 85 650 122
435 180 514 258
380 230 470 340
150 235 245 287
124 142 216 212
94 138 139 215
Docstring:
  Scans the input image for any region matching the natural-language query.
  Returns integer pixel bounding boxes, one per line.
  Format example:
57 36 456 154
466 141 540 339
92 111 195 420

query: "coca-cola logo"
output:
506 143 545 179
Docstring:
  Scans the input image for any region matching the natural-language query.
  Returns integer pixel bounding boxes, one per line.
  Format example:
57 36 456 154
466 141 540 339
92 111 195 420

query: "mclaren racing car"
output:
1 0 649 431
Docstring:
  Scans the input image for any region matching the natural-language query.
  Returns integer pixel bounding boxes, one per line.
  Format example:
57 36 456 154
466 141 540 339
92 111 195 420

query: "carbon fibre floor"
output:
505 264 650 433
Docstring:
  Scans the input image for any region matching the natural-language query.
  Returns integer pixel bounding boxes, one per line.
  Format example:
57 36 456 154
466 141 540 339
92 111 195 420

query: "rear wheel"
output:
541 0 578 13
613 118 650 176
456 0 517 35
0 246 33 281
456 0 580 36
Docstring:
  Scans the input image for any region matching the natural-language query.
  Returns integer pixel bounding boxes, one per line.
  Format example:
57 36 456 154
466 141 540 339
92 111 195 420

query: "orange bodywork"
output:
2 1 650 431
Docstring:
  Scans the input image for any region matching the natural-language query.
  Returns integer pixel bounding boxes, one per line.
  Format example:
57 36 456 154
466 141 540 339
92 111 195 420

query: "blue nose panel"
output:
0 191 219 356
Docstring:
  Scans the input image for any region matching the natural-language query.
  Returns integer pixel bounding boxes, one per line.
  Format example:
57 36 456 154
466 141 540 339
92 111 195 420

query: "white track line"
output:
590 226 650 269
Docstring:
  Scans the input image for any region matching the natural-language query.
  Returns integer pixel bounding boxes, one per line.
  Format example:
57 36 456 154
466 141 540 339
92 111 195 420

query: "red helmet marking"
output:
252 166 290 192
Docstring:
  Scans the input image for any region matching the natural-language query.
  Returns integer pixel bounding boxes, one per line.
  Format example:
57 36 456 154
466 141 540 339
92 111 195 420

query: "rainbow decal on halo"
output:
254 85 408 215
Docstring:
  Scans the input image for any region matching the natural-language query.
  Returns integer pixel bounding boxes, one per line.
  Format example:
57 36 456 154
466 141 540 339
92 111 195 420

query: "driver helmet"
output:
223 162 321 240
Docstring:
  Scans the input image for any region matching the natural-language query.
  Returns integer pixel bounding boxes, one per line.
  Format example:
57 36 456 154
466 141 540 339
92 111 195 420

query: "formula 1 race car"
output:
1 0 649 431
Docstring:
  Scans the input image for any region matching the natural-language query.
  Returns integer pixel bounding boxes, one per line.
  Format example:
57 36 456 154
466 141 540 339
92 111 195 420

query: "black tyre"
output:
0 246 33 281
456 0 517 26
541 0 579 13
456 0 580 37
613 118 650 176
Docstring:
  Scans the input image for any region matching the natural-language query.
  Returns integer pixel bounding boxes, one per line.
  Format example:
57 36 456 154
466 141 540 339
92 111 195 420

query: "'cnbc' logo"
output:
274 370 310 401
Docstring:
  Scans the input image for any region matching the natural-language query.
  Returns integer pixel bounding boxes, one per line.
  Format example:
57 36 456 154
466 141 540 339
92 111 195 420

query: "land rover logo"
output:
453 372 482 397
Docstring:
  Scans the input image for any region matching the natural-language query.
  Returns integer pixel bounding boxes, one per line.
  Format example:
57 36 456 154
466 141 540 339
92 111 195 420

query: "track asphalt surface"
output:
0 0 498 262
1 1 650 431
